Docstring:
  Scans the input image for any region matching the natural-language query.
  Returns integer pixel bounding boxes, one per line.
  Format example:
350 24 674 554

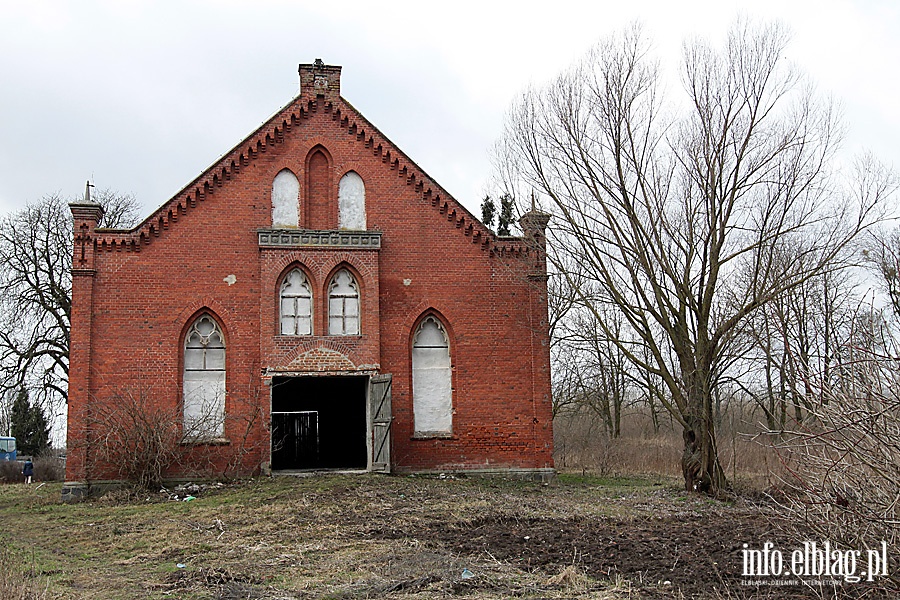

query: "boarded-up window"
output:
338 171 366 230
280 269 313 335
183 315 226 440
328 269 360 335
271 169 300 227
412 316 452 434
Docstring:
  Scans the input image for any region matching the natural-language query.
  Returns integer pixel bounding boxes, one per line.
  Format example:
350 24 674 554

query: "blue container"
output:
0 437 16 462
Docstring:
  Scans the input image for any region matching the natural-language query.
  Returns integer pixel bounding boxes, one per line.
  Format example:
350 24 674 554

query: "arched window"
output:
271 169 300 227
412 316 452 435
280 269 313 335
183 314 226 440
328 269 360 335
338 171 366 230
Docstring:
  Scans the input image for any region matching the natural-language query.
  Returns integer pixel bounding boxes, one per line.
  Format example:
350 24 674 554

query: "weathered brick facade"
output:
64 61 553 497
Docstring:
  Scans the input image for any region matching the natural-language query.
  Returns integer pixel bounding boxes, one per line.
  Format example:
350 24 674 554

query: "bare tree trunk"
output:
679 362 727 493
682 418 727 494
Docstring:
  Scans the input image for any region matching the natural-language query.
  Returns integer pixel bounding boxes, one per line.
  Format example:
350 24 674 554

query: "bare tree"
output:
560 306 636 438
742 266 856 429
864 226 900 316
497 21 892 494
88 387 184 490
0 189 139 419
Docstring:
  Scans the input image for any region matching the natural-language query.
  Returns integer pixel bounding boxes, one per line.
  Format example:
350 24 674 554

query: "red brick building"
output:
64 61 552 498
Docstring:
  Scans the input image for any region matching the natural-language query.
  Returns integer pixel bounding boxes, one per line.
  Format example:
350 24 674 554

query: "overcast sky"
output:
1 0 898 220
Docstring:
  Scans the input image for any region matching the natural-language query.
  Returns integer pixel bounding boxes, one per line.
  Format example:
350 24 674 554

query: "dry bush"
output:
80 380 266 490
0 457 63 484
32 456 64 482
773 351 900 592
88 389 184 490
0 461 22 483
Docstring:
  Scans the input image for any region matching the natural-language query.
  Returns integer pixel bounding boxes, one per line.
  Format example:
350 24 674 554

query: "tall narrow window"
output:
328 269 360 335
338 171 366 230
271 169 300 227
413 316 452 435
281 269 313 335
183 315 226 440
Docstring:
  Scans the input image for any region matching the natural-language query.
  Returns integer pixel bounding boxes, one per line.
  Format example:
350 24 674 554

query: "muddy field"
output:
0 473 888 599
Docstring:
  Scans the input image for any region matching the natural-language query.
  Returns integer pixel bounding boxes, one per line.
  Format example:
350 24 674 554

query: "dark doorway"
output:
271 376 367 470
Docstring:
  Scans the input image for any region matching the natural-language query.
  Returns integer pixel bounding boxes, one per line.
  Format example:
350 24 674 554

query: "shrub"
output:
33 456 64 482
89 390 183 490
773 350 900 594
0 461 22 484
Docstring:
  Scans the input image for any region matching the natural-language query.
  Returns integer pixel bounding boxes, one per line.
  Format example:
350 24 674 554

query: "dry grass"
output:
0 407 817 600
553 408 784 490
0 549 48 600
0 473 757 599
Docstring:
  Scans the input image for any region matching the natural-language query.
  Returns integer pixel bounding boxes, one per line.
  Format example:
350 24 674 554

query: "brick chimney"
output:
298 59 341 101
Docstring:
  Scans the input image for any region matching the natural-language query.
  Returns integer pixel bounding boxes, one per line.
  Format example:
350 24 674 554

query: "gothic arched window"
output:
338 171 366 230
183 314 226 440
280 269 313 335
412 316 452 434
328 269 360 335
271 169 300 227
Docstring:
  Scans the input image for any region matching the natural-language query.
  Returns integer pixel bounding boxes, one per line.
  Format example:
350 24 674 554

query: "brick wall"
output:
66 64 553 484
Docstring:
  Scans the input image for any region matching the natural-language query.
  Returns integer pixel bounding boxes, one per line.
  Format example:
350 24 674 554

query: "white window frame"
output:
328 269 360 335
280 269 313 335
183 314 226 441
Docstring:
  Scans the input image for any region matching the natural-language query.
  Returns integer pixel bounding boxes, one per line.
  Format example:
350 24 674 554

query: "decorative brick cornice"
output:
325 99 532 258
258 229 381 249
92 74 533 260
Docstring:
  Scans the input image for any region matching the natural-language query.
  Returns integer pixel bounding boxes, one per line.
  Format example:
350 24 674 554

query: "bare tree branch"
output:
0 190 139 428
497 20 895 494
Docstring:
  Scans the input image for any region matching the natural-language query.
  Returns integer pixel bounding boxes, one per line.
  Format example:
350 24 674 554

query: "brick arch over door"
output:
305 145 334 229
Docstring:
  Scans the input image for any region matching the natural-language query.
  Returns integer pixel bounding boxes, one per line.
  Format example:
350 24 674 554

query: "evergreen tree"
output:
10 388 50 457
9 389 28 444
480 195 496 230
498 193 515 236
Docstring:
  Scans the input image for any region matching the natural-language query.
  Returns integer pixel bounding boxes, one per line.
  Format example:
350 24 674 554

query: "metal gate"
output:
271 410 319 469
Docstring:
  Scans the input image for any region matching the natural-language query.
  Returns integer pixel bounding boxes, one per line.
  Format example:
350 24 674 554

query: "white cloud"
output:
0 0 897 216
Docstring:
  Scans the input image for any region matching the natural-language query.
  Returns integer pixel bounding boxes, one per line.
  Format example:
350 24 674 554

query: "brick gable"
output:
64 62 553 497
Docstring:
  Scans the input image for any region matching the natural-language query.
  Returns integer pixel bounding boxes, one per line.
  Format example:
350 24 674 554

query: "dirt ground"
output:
0 473 891 599
423 512 797 597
